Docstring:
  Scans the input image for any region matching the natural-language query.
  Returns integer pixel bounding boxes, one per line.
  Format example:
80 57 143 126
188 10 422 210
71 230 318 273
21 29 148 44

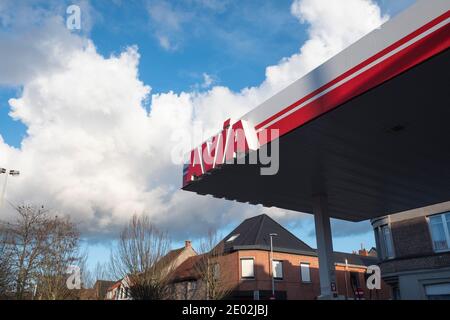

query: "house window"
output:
241 258 255 279
272 260 283 280
300 263 311 283
428 212 450 252
227 234 240 242
424 283 450 300
213 263 220 280
379 224 395 259
350 272 360 288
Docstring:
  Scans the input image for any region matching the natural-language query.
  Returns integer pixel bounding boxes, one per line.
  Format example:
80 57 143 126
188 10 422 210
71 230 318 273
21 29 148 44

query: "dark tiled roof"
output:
222 214 315 255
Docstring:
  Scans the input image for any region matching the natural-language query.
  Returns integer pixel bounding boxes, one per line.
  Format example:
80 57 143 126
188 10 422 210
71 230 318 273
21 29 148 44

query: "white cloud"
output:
156 34 173 51
201 73 215 89
0 0 388 241
0 17 84 86
0 0 96 86
147 0 191 51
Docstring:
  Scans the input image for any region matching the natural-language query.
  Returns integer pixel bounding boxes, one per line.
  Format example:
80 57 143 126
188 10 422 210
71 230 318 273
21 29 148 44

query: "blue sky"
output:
0 0 416 270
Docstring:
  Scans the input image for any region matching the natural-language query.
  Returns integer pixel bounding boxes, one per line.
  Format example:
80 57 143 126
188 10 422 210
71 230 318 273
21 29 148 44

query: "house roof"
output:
157 247 184 267
222 214 315 255
170 255 205 282
107 281 122 291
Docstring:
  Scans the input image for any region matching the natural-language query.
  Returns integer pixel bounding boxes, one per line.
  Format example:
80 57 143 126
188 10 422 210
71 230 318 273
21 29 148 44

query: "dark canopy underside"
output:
184 50 450 221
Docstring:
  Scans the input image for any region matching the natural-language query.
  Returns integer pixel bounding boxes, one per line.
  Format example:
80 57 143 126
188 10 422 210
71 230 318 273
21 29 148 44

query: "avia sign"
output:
182 119 279 187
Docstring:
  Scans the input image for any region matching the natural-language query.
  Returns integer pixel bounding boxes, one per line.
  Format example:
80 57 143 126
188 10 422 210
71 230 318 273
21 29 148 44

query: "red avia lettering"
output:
183 119 259 187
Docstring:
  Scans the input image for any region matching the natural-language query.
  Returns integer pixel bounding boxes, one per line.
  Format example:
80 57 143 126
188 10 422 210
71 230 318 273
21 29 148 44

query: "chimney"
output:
358 248 368 256
185 240 192 248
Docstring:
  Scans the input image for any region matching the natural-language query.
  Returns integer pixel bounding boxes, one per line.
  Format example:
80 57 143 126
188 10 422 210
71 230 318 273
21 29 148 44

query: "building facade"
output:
371 201 450 300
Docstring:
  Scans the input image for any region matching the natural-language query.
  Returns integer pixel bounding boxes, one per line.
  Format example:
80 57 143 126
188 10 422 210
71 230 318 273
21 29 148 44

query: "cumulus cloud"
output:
0 0 388 241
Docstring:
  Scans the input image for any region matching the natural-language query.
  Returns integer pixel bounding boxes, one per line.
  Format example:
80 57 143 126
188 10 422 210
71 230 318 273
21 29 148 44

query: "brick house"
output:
170 214 391 300
371 201 450 299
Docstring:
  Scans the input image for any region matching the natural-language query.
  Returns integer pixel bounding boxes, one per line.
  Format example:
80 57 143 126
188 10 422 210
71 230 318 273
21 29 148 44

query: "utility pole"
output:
269 233 277 300
344 258 349 300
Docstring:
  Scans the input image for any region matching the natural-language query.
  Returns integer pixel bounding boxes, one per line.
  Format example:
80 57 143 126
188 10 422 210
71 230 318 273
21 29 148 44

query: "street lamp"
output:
269 233 278 299
0 168 20 207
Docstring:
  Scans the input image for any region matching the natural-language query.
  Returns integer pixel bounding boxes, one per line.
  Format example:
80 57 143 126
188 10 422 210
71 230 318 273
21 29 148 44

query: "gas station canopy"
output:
181 0 450 298
182 1 450 222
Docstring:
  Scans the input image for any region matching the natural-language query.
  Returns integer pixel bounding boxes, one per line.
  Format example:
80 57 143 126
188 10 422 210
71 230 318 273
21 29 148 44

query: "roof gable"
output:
223 214 315 254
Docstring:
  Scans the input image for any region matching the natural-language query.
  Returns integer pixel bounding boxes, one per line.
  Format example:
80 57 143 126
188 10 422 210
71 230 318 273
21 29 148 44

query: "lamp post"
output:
269 233 278 299
344 258 349 300
0 168 20 207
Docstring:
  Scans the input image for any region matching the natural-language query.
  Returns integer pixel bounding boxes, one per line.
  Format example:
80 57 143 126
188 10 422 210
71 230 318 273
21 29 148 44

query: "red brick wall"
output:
217 250 391 300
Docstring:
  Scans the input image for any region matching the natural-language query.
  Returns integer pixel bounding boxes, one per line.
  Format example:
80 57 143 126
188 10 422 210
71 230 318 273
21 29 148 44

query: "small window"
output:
241 258 254 279
429 212 450 252
213 263 220 280
380 224 395 259
350 272 360 288
300 263 311 282
272 260 283 280
227 234 240 242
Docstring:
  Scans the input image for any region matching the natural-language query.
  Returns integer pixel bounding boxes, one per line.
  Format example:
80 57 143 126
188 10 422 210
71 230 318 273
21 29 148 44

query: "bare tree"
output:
34 215 82 300
109 214 173 300
195 229 233 300
0 223 13 296
84 261 112 289
3 204 83 300
6 205 51 299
